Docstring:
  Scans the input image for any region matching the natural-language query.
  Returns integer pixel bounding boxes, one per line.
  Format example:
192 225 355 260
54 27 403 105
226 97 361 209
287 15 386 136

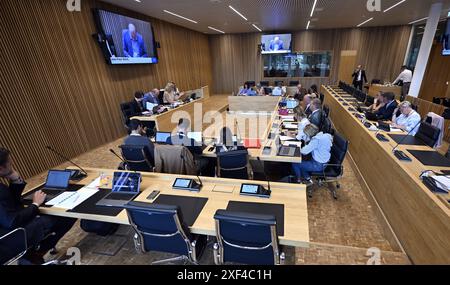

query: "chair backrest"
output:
124 202 192 256
0 228 27 265
245 81 256 88
120 102 134 126
415 122 441 148
260 81 270 87
432 97 442 105
327 132 349 176
214 210 280 265
274 80 284 87
289 81 299 87
217 150 249 179
119 145 153 172
319 93 325 102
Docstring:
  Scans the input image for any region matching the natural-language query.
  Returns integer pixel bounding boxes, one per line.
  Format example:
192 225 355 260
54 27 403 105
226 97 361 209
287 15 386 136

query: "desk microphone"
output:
46 146 87 180
392 118 423 153
257 157 271 192
235 120 243 145
196 175 203 188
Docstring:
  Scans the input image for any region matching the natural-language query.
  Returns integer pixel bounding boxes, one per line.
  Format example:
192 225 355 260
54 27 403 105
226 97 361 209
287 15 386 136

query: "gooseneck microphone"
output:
46 146 87 180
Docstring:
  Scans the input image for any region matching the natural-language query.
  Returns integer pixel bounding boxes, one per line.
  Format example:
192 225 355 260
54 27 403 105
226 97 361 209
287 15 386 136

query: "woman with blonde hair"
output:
163 82 183 104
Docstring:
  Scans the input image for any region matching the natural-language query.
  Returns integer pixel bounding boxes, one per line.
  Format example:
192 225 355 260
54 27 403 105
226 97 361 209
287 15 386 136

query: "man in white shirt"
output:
393 65 413 101
392 101 422 136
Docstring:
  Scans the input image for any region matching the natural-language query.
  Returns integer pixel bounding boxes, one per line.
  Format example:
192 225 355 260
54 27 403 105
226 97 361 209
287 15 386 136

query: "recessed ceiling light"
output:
208 26 225 34
229 5 248 21
310 0 318 17
163 10 198 24
252 24 262 32
357 17 374 27
135 0 141 2
383 0 406 13
409 17 428 25
306 20 311 30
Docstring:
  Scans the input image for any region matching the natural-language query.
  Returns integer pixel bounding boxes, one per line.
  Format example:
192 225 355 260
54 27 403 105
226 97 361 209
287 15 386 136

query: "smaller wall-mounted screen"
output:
263 51 332 78
443 19 450 56
94 9 158 65
261 34 292 54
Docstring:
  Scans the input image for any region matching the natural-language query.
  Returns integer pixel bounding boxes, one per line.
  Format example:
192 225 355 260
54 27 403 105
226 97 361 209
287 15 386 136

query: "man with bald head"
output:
123 23 148 58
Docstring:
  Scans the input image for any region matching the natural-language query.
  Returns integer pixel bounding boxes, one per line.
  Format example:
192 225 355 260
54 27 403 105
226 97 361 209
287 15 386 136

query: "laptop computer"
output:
23 170 81 202
365 112 379 121
96 172 141 208
278 146 299 157
377 121 391 132
286 100 299 109
155 132 172 144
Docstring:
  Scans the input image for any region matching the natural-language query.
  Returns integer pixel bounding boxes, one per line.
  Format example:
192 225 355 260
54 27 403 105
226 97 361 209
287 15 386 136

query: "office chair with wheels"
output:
213 210 285 265
415 122 441 148
119 145 154 172
310 132 349 199
217 150 250 179
124 202 207 265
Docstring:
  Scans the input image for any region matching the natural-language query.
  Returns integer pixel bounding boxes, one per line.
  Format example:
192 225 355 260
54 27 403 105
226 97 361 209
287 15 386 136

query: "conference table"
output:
322 85 450 264
25 167 310 248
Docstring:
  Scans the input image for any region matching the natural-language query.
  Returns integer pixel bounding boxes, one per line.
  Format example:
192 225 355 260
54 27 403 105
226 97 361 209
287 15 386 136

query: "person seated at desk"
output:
143 89 160 110
163 82 184 104
302 95 313 116
292 106 311 143
376 92 398 121
308 99 324 128
255 84 266 96
391 101 421 136
294 84 307 101
0 148 76 264
292 124 333 186
124 120 155 165
308 85 319 99
272 83 286 96
130 91 145 116
216 127 247 154
367 91 384 113
166 119 214 176
238 83 256 96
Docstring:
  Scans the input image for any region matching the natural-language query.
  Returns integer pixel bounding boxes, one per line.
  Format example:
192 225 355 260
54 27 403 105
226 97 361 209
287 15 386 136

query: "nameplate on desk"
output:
172 178 202 192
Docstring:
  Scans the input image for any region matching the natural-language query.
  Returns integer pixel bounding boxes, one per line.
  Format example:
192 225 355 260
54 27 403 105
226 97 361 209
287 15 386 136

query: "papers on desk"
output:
283 123 298 130
141 111 152 116
45 177 101 210
280 115 295 121
280 136 296 142
431 176 450 193
283 141 302 148
389 126 403 133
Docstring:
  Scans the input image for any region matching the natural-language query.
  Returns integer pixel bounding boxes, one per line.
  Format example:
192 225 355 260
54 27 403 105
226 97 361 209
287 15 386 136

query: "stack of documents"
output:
46 177 101 210
431 176 450 193
283 123 298 130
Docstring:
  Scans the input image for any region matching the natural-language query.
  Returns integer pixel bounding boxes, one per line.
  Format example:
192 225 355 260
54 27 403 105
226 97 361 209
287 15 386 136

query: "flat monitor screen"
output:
94 9 158 65
156 132 172 144
286 100 299 109
443 19 450 56
187 132 202 143
112 172 141 193
45 170 71 189
261 34 292 54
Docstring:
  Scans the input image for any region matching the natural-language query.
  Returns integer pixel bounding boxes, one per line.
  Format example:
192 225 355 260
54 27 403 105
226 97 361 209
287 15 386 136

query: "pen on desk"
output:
72 194 80 204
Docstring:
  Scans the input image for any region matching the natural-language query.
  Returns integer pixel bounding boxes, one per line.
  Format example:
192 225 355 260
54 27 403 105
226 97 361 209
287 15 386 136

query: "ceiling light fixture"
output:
310 0 318 17
383 0 406 13
306 20 311 30
229 5 248 21
163 10 198 24
252 24 262 32
357 17 374 27
408 17 428 25
208 26 225 34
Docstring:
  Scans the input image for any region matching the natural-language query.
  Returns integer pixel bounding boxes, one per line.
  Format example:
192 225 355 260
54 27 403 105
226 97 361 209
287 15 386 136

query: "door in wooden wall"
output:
338 50 357 84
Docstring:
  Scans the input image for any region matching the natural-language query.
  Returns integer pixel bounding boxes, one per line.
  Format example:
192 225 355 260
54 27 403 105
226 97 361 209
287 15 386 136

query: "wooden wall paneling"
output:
338 50 357 83
419 43 450 102
209 26 412 94
0 0 213 179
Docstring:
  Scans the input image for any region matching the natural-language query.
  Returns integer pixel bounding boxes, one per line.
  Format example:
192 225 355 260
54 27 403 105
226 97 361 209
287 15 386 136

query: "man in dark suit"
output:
0 148 76 264
130 91 145 117
376 92 398 121
122 24 148 58
308 99 324 128
352 65 368 91
123 120 155 165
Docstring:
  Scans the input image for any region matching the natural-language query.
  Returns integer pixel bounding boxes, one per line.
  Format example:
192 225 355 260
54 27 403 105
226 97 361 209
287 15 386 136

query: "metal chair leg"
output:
151 256 187 265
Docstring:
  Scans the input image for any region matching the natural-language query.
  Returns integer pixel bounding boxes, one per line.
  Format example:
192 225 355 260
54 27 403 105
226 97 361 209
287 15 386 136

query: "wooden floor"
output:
24 139 410 265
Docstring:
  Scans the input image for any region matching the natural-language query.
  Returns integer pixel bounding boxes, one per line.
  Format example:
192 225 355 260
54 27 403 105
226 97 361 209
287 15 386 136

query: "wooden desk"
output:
322 85 450 264
368 84 401 98
29 168 310 248
132 92 229 132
